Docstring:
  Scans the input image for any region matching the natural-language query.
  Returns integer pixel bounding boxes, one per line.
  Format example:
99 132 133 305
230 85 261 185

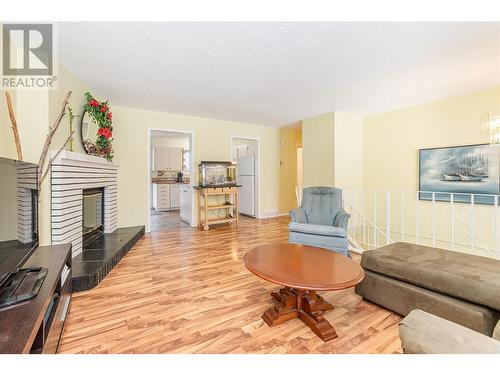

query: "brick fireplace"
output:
50 151 118 258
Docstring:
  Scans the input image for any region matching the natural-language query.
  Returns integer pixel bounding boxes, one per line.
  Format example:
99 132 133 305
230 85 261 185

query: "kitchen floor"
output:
150 209 190 231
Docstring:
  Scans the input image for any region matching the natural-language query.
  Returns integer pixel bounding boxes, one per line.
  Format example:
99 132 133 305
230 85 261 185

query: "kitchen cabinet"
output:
153 147 183 171
168 148 183 171
152 184 170 211
152 183 182 211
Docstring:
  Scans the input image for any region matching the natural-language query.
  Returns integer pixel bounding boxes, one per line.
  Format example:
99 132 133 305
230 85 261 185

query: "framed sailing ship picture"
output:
419 144 500 204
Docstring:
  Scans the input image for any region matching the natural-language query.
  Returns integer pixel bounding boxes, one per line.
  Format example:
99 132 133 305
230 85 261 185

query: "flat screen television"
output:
0 156 39 289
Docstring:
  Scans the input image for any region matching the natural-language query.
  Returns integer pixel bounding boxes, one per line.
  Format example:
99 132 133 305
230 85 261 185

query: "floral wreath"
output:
83 92 114 161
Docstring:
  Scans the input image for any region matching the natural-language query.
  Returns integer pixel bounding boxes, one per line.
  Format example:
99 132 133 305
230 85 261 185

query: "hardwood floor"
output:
59 216 402 354
150 209 189 231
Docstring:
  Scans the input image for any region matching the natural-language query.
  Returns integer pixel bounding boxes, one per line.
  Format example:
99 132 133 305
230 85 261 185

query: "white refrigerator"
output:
237 155 255 217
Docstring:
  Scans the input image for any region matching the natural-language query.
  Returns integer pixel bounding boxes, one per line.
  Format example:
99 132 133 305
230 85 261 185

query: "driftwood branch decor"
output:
38 91 72 190
5 92 23 160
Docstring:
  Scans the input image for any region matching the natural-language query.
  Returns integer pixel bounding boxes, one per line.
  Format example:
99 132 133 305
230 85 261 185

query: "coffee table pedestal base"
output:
262 287 338 342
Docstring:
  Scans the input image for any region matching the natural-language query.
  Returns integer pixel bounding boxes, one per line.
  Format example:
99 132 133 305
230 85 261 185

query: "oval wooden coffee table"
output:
244 243 365 341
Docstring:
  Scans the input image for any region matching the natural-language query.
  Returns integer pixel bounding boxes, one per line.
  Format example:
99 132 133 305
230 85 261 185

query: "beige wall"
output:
279 127 300 214
364 86 500 190
0 91 18 159
302 111 364 189
302 112 335 186
362 86 500 256
334 111 364 189
0 161 18 241
113 105 281 230
0 64 94 245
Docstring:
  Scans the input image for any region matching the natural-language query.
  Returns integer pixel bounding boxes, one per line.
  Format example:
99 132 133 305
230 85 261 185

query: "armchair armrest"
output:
333 209 350 230
289 207 307 223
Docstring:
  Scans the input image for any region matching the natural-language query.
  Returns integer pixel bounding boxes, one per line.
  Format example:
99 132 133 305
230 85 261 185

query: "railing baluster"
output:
432 192 436 247
496 196 499 256
386 191 391 244
352 189 356 240
450 193 454 250
362 190 366 245
416 191 420 245
401 191 405 242
373 191 377 248
470 194 475 252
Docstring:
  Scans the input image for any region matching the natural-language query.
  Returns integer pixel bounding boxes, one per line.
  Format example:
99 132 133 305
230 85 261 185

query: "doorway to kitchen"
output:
148 130 194 232
231 137 259 218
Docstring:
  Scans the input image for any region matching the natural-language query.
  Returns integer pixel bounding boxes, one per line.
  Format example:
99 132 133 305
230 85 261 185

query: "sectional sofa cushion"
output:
360 242 500 311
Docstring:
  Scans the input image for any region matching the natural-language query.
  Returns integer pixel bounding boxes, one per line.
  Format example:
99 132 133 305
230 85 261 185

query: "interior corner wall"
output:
279 127 299 214
302 112 335 186
333 111 364 189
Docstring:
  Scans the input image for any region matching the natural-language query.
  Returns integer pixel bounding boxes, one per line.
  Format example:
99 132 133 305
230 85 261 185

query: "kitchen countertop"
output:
152 178 191 185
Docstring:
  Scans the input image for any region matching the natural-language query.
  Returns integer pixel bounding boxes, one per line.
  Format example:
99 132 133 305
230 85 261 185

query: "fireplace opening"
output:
82 188 104 247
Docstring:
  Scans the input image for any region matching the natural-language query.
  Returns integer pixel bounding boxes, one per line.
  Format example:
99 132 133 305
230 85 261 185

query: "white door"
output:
238 175 255 216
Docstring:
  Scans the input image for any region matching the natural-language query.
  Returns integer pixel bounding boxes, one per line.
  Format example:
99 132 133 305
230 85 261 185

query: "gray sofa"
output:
289 186 350 257
355 242 500 336
400 309 500 354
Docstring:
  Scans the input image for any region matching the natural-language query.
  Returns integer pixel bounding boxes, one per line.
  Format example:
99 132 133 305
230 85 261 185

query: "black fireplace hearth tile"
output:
71 226 145 292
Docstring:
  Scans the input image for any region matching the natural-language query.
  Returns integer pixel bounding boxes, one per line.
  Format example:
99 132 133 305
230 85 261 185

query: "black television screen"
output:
0 157 38 288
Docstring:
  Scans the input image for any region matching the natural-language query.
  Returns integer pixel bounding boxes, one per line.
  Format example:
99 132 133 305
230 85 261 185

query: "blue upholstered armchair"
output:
289 187 350 257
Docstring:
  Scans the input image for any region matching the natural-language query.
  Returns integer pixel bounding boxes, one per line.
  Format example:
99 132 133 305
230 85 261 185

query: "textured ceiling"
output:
58 22 500 127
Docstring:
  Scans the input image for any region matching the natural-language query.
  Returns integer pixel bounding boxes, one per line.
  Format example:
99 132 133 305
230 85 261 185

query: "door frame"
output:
147 128 196 231
231 136 260 218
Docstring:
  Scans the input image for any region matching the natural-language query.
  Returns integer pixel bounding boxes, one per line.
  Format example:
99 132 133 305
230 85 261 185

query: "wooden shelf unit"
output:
0 244 72 354
196 186 239 230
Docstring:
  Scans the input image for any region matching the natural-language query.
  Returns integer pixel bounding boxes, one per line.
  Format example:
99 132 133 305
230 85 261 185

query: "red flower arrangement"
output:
84 92 114 161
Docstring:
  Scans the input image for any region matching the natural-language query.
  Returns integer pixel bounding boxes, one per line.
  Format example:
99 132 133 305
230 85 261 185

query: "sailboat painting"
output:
419 144 500 204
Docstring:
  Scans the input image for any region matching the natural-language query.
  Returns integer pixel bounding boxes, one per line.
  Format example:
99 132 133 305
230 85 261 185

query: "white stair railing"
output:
341 187 500 260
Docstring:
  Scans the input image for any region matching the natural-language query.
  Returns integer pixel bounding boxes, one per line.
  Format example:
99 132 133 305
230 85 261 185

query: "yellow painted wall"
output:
0 64 94 245
364 86 500 190
302 112 335 186
334 111 364 189
0 91 18 159
0 161 18 241
362 86 500 256
112 105 281 230
301 111 363 190
279 127 300 213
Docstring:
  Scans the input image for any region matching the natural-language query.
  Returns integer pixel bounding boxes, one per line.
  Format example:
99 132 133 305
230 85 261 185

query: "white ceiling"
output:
58 22 500 127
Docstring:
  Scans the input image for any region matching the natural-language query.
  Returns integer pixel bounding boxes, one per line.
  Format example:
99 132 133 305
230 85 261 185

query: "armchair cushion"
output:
301 187 343 225
289 222 347 238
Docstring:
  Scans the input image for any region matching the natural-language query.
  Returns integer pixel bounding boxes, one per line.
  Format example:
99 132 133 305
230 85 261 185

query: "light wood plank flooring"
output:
59 216 402 354
150 209 189 231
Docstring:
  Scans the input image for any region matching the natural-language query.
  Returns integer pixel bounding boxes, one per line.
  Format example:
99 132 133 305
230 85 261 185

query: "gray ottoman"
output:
400 309 500 354
355 242 500 336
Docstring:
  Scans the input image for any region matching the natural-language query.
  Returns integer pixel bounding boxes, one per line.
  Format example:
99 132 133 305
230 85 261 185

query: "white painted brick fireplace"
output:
50 151 118 257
